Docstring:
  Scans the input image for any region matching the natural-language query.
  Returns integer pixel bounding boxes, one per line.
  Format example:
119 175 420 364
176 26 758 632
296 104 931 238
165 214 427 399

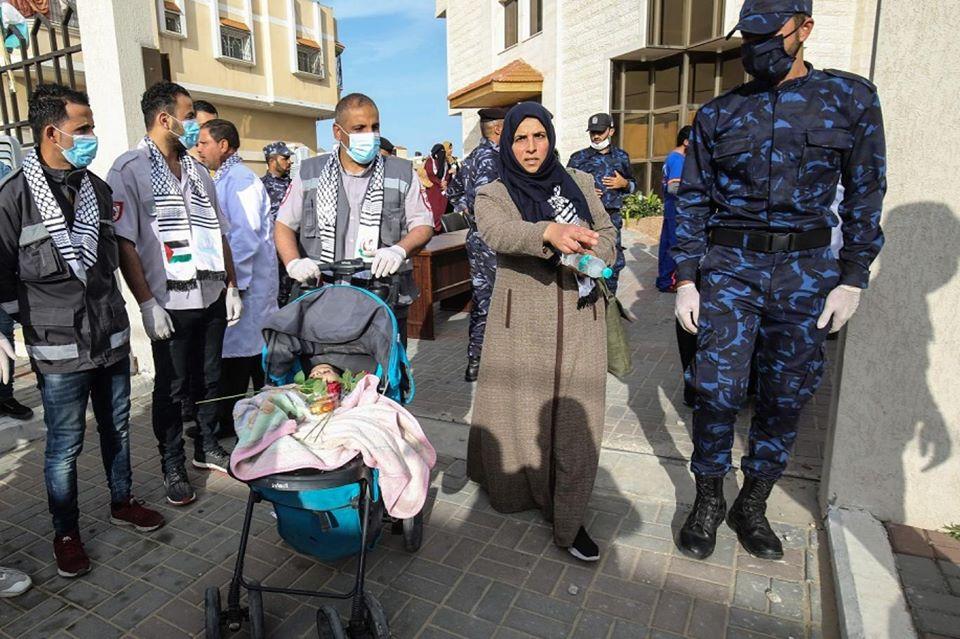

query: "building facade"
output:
438 0 877 197
1 0 341 174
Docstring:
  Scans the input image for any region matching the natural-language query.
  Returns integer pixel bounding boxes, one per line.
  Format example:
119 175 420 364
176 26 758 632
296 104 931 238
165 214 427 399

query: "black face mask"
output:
741 28 800 84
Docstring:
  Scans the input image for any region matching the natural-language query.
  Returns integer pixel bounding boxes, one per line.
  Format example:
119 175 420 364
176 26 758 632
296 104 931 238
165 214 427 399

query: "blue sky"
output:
316 0 462 157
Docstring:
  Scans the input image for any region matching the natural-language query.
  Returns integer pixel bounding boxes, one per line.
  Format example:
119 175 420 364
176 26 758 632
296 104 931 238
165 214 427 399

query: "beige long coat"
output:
467 170 616 547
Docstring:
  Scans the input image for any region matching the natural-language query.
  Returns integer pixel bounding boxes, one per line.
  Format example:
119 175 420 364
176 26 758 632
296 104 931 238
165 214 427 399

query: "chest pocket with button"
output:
18 224 71 282
713 136 767 210
797 129 853 201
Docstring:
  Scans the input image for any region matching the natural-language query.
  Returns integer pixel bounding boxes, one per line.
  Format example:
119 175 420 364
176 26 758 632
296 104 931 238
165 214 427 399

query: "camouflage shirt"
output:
566 145 636 211
672 64 886 289
261 172 292 219
448 138 501 215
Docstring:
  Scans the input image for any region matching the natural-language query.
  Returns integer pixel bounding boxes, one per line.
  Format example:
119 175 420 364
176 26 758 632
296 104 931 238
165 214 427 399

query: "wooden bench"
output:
407 229 471 340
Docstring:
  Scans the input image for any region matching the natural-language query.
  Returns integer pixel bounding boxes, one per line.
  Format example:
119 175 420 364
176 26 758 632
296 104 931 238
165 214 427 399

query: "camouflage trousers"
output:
466 229 497 359
687 245 840 480
606 210 626 294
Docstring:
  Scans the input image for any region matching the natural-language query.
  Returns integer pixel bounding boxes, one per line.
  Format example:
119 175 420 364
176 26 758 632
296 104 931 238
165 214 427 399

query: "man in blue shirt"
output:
673 0 885 563
657 125 691 292
567 113 636 294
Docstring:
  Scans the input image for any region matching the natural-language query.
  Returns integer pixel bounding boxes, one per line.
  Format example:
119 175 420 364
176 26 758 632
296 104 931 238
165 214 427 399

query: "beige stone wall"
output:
822 0 960 528
214 103 317 175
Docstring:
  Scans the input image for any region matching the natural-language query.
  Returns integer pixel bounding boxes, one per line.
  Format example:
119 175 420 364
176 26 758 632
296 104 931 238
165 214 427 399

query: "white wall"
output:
822 0 960 529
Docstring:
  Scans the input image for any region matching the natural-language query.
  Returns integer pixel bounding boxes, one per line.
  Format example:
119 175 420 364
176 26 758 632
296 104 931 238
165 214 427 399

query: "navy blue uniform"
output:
674 64 886 479
567 146 635 293
452 138 501 359
262 172 293 306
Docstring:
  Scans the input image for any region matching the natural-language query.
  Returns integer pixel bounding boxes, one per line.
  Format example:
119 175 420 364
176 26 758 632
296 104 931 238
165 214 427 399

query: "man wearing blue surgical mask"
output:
274 93 434 345
0 84 165 579
108 82 241 508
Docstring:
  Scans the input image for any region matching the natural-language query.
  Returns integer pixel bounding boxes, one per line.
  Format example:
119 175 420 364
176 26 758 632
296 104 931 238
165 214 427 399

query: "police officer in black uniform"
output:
673 0 886 561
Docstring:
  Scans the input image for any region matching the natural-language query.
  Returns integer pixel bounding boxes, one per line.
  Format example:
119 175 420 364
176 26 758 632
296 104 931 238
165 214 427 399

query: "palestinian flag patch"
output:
163 240 192 264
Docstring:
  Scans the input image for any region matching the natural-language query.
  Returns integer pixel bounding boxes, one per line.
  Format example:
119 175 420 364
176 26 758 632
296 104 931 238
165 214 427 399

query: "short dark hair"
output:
194 100 218 117
141 81 191 129
201 119 240 151
677 125 693 147
791 13 809 28
334 93 378 125
28 84 90 142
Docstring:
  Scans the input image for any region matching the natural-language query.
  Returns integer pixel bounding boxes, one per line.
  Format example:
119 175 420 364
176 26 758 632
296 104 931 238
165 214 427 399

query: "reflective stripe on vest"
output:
110 327 130 350
27 342 79 361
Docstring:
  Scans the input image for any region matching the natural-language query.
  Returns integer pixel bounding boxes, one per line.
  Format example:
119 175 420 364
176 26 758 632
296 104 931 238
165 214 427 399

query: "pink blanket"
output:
230 375 436 519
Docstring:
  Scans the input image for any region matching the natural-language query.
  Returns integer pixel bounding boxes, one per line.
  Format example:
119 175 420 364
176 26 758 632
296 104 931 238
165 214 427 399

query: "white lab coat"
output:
216 159 279 358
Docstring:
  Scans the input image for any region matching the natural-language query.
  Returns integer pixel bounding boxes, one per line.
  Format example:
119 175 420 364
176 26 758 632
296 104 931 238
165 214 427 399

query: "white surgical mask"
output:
590 137 611 151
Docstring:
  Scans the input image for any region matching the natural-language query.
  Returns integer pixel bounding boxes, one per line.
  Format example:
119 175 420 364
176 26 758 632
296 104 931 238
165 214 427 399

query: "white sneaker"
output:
0 566 31 597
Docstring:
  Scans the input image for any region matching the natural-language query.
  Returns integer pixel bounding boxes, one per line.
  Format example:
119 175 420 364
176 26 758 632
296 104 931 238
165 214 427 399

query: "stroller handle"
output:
301 259 399 305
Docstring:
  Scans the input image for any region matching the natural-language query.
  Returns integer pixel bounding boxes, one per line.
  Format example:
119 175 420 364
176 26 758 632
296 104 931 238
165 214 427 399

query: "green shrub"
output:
945 523 960 541
621 192 664 220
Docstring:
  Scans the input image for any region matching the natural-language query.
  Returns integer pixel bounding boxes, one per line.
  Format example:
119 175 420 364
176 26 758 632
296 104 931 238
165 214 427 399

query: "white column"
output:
77 0 159 373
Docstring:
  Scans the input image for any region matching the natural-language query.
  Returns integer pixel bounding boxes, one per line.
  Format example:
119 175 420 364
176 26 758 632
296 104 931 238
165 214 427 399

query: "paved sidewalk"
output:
0 229 840 638
887 523 960 638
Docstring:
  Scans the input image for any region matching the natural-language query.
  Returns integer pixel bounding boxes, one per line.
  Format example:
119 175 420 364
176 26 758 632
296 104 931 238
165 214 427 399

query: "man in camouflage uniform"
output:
673 0 885 562
448 107 506 382
567 113 636 294
261 141 294 305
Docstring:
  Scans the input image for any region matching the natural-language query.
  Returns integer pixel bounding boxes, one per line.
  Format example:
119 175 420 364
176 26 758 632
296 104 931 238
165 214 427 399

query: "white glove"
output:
371 245 407 278
139 298 175 341
225 287 243 327
817 284 862 333
0 334 14 385
286 257 321 284
675 283 701 335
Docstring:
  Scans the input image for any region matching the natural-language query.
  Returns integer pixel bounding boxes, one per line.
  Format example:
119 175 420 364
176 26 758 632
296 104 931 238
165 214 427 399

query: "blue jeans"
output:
40 357 132 535
0 308 13 400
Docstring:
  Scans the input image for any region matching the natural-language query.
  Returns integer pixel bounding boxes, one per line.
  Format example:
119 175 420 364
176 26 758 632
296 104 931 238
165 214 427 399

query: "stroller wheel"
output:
402 512 424 552
316 605 346 639
204 587 222 639
248 580 265 639
363 592 390 638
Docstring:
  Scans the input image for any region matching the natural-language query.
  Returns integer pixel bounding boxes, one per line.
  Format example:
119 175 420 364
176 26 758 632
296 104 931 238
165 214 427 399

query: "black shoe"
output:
464 356 481 383
163 466 196 506
567 527 600 562
678 475 727 560
728 475 784 560
192 446 230 474
0 398 33 421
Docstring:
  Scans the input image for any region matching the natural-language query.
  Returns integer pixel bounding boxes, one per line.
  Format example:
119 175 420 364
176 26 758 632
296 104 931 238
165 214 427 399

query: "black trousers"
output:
217 355 265 437
151 294 226 471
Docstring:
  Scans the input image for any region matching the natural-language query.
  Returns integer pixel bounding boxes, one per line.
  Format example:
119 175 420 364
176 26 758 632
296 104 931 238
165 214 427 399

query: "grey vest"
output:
297 154 418 305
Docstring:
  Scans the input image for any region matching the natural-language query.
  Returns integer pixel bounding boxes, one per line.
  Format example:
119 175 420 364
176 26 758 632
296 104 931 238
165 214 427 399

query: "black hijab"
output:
498 102 593 225
430 143 447 179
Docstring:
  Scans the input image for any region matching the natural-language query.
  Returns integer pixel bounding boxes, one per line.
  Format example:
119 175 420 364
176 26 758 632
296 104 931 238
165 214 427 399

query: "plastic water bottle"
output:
560 253 613 279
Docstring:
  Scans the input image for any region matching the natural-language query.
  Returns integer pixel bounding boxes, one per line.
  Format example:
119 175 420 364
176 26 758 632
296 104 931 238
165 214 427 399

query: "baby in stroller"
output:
205 264 434 639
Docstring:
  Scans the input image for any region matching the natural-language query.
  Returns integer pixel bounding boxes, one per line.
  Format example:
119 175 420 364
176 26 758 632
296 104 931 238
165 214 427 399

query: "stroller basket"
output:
248 460 383 561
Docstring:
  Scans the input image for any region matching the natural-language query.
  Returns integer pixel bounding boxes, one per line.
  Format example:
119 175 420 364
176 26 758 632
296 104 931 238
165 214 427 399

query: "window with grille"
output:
296 44 323 76
221 26 252 62
164 11 182 34
503 0 518 48
530 0 542 35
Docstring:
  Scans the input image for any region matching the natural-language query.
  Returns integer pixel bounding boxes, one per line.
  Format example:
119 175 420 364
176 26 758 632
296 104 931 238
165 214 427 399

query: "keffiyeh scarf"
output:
314 151 385 263
145 137 225 291
212 152 242 184
548 185 599 308
23 149 99 283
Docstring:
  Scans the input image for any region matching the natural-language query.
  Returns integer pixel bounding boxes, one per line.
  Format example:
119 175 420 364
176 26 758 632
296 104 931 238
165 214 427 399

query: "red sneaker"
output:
53 531 90 578
110 497 165 532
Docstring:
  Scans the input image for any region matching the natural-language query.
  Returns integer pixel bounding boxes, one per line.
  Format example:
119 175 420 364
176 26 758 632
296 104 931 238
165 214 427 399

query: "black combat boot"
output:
678 475 727 559
464 356 481 382
728 475 784 560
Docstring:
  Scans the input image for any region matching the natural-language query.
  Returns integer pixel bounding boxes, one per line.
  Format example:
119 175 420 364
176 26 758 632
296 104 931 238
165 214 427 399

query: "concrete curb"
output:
826 505 917 639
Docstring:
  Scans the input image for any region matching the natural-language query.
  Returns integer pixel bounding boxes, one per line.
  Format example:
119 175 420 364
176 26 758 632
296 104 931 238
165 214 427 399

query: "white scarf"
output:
22 149 99 283
314 151 385 263
145 137 225 291
549 185 595 300
212 152 242 184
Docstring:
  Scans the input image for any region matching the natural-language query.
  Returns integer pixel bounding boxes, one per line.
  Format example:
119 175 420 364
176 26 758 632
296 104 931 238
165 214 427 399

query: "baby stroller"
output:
205 260 421 639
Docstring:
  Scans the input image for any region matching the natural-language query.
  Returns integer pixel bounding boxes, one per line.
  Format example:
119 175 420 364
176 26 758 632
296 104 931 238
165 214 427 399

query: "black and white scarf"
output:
144 137 225 291
23 149 99 283
212 152 242 184
548 185 598 307
314 151 385 263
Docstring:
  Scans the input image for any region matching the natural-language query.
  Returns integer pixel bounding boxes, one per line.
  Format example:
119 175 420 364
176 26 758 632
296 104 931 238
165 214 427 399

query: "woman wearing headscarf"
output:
423 143 451 231
467 103 617 562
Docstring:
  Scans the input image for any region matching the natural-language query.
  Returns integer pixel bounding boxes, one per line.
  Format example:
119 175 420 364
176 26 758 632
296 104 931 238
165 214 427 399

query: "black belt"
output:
709 228 832 253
